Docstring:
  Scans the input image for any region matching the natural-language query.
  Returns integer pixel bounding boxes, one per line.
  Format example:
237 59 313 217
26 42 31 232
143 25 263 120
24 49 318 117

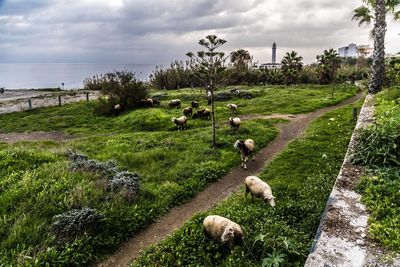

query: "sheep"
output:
229 117 241 129
172 116 187 130
169 99 181 109
230 88 240 95
140 98 154 107
234 139 255 170
192 108 211 119
244 176 276 207
191 101 199 109
203 215 244 249
114 104 121 110
227 103 238 112
183 107 193 117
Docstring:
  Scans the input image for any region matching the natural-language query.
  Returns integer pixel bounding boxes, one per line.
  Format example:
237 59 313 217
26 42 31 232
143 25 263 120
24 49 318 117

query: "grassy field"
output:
0 85 358 266
355 86 400 251
133 100 363 267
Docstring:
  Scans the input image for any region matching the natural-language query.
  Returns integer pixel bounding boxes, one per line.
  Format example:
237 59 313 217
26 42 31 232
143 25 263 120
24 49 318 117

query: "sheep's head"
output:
234 140 243 149
171 117 177 123
264 196 276 207
221 226 235 243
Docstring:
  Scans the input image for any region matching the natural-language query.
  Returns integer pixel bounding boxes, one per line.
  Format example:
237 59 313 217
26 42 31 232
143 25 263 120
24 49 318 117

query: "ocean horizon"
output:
0 63 160 90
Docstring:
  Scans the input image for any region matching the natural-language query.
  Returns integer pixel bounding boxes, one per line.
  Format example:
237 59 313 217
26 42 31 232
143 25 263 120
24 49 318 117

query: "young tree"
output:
186 35 230 148
280 51 303 85
352 0 400 93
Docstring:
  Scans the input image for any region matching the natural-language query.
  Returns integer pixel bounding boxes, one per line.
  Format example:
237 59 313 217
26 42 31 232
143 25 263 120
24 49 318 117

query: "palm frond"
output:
353 5 373 26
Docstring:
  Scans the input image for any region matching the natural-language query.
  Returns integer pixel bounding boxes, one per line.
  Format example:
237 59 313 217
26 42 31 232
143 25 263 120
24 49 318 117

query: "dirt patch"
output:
0 131 73 143
240 113 296 121
336 163 364 190
98 92 364 267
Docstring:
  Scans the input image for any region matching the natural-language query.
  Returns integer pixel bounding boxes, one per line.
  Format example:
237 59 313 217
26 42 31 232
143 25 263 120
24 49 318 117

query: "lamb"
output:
193 108 211 119
203 215 244 249
229 117 241 129
169 99 181 109
234 139 255 170
227 103 238 111
191 101 199 109
244 176 276 207
183 107 193 117
172 115 188 130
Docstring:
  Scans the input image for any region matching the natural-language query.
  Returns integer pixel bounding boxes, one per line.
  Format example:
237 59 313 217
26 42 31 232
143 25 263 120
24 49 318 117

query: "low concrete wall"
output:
305 94 375 267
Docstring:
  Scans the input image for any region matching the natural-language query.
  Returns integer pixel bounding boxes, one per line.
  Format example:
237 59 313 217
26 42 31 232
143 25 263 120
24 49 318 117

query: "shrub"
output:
150 61 197 90
66 149 118 176
351 122 400 167
109 171 141 201
51 208 103 243
83 71 149 115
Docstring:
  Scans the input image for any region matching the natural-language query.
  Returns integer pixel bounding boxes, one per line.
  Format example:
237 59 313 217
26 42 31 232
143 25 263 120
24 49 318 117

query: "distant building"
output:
257 42 282 70
338 43 372 58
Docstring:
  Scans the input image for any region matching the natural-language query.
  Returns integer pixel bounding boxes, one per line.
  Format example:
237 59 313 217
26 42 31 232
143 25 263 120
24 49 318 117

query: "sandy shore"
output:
0 89 99 114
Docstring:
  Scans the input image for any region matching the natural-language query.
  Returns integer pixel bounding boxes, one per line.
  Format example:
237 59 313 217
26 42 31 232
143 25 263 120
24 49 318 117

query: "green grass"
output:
0 85 358 266
356 86 400 251
132 100 362 267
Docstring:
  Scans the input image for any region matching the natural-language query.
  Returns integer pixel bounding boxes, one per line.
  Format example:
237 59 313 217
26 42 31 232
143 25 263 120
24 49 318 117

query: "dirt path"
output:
99 92 364 267
0 131 73 143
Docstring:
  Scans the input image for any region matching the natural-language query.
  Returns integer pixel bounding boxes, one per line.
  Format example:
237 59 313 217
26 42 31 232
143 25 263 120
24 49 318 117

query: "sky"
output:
0 0 399 65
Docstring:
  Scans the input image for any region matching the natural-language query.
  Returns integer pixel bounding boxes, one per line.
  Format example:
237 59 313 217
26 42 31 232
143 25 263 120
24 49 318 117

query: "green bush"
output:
150 61 197 90
84 71 149 115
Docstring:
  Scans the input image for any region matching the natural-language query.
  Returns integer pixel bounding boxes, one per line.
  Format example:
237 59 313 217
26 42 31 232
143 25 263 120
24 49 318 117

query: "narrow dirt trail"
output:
99 92 364 267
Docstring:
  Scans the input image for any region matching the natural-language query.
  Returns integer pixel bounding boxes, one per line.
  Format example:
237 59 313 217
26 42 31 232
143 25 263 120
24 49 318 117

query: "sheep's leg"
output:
243 156 248 170
240 154 245 168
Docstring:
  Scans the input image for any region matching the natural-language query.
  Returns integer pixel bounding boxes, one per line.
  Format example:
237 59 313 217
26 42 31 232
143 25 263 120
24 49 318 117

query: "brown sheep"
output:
234 139 255 170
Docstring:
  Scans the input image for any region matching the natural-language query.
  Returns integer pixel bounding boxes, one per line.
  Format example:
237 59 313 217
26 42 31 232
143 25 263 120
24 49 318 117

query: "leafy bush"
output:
109 171 141 201
150 61 197 90
67 149 118 176
51 208 103 243
84 71 149 115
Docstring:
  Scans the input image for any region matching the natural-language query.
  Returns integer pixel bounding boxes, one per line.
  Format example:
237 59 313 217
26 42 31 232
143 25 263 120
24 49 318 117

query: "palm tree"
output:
316 49 341 85
352 0 400 93
230 49 252 70
280 51 303 84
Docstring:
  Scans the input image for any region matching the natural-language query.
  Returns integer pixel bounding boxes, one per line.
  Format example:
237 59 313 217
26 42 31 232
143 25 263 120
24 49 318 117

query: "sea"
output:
0 63 159 89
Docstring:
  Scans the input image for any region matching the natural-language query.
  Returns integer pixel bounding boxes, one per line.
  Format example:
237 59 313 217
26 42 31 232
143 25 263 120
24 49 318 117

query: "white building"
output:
338 43 372 58
255 42 282 70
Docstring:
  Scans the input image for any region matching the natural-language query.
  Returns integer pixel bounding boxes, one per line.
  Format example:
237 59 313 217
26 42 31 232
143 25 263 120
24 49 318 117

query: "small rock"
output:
361 233 366 238
356 239 364 245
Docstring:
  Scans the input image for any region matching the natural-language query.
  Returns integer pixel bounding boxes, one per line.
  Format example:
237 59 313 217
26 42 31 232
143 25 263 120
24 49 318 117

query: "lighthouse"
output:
272 42 277 64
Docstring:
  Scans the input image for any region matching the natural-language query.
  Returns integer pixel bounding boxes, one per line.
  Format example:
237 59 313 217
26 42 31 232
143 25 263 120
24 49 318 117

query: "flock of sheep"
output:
135 93 275 250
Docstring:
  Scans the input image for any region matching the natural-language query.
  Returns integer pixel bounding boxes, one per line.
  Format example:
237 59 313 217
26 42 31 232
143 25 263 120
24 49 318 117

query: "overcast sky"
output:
0 0 399 64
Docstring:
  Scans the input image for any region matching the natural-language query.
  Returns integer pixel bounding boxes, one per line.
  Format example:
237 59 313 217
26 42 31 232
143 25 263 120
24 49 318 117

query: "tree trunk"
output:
210 89 216 149
369 0 387 94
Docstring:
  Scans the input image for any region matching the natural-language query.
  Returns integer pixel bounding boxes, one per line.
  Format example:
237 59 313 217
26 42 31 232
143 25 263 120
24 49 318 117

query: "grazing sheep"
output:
172 116 188 130
146 98 154 106
227 103 238 111
169 99 181 109
203 215 244 249
183 107 193 117
230 88 240 95
192 108 211 119
245 176 275 207
114 104 121 110
229 117 241 129
191 101 199 109
234 139 255 170
140 98 154 107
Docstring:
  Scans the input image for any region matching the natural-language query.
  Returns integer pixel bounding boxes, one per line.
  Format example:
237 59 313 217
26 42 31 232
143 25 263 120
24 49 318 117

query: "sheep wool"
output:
172 115 187 130
203 215 243 249
169 99 181 108
234 139 255 169
227 103 238 110
229 117 241 129
245 176 275 207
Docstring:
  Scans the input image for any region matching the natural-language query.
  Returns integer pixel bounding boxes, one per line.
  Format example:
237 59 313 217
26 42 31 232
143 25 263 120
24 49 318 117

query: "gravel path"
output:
99 92 364 267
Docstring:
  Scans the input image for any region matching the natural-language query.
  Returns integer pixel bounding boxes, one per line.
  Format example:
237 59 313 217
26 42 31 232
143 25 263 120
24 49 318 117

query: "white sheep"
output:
227 103 238 111
203 215 244 249
234 139 255 170
229 117 241 129
114 104 121 110
244 176 276 207
172 115 187 130
169 99 181 109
